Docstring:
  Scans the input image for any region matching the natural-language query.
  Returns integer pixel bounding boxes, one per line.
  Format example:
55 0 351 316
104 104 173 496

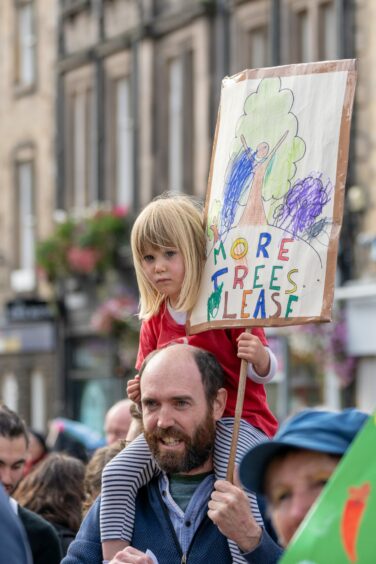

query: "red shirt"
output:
136 303 278 437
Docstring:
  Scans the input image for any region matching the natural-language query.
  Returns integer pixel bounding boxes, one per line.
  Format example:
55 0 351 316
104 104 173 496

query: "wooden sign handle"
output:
226 328 250 483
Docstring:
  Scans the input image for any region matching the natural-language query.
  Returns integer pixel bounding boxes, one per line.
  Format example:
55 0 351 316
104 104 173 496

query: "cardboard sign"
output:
281 412 376 564
188 60 356 334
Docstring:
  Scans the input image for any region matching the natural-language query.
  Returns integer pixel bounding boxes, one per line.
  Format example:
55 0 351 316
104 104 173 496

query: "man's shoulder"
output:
62 497 102 564
18 505 59 539
0 489 32 564
17 506 62 563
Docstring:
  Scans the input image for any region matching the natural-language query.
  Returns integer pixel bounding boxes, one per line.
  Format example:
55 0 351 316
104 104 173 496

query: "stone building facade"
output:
55 0 359 422
0 0 58 429
1 0 375 428
336 0 376 412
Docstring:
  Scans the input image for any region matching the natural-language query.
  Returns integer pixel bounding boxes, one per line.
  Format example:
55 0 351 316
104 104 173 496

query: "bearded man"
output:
64 344 267 564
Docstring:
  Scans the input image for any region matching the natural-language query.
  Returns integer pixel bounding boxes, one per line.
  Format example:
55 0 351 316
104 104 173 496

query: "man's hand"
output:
208 479 262 553
110 546 154 563
127 375 141 403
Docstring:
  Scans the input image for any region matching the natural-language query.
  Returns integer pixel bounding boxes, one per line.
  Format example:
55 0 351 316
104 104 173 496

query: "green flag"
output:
281 411 376 564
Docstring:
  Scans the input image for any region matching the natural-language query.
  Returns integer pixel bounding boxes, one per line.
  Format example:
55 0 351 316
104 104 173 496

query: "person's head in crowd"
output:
140 343 227 475
130 192 206 320
23 429 49 476
83 402 142 515
0 403 29 495
83 440 126 516
0 405 63 563
104 399 133 444
239 408 369 547
14 452 85 535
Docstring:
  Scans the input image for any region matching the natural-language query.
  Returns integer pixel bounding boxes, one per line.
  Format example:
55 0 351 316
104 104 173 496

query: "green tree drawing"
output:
231 77 306 221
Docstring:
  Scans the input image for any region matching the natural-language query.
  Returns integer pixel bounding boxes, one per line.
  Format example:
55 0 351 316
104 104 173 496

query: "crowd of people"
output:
0 194 369 563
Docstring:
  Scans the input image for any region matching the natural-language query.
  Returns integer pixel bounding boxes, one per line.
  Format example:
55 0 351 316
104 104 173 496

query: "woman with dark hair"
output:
14 453 85 556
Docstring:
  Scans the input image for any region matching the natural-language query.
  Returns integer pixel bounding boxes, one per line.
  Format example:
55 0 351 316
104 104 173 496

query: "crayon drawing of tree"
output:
220 77 306 235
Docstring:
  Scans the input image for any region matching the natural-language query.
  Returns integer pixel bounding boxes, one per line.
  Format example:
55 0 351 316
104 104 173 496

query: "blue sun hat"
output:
239 408 369 495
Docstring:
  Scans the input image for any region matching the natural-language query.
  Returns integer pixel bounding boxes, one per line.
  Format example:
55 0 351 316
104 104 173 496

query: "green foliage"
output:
233 76 306 204
36 206 134 283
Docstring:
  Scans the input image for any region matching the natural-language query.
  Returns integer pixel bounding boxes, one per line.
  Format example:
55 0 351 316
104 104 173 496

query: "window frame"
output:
104 51 135 208
13 0 37 95
231 0 272 73
13 145 37 273
64 65 97 212
281 0 339 64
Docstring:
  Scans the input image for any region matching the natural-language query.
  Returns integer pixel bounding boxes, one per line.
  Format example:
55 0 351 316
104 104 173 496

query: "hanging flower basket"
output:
91 295 139 335
91 295 140 373
36 204 134 284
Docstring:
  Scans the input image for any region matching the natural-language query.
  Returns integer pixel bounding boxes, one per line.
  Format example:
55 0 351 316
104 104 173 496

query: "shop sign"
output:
6 299 55 323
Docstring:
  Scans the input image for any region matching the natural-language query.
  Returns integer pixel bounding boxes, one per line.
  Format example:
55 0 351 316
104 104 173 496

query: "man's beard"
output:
144 408 216 474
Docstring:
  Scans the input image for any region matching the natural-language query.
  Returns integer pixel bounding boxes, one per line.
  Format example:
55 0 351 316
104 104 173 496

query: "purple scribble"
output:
273 173 332 238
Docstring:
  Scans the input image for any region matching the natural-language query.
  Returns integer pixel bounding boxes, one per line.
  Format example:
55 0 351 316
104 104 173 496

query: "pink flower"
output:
67 247 101 274
90 296 139 335
112 206 128 218
91 309 113 333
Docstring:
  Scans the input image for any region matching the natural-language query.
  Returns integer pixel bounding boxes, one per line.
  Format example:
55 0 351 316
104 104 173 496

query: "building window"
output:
319 1 337 60
166 51 193 194
65 69 97 211
115 77 134 207
31 371 46 431
104 52 135 206
154 26 207 199
72 89 88 209
71 87 96 209
15 0 36 89
2 374 19 412
248 26 269 69
168 56 184 193
296 9 310 63
285 0 337 64
16 160 35 271
231 2 271 73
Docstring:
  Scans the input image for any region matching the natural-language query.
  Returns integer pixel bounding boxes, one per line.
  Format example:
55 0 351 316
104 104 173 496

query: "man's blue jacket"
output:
63 485 283 563
63 478 231 564
0 485 32 564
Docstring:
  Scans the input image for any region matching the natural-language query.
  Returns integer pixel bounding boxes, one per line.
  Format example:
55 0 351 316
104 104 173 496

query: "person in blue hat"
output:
208 408 368 563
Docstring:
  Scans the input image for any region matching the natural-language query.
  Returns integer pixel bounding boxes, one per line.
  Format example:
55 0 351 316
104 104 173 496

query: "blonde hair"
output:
131 193 206 319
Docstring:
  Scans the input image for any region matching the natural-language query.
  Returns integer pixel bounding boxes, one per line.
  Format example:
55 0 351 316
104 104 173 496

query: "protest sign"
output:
281 411 376 564
188 60 356 334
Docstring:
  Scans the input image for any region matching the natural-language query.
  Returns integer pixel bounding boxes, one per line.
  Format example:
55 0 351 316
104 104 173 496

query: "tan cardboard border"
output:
188 60 357 335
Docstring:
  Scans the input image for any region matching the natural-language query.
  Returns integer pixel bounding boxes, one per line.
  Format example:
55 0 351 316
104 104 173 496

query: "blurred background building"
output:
0 0 58 429
0 0 375 434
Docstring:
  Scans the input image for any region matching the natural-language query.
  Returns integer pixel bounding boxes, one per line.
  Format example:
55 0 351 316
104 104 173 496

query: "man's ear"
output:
212 388 227 421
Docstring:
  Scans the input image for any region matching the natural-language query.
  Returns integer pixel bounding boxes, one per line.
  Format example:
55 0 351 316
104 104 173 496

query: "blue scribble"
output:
273 173 332 239
305 217 332 242
220 132 288 236
220 145 257 236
